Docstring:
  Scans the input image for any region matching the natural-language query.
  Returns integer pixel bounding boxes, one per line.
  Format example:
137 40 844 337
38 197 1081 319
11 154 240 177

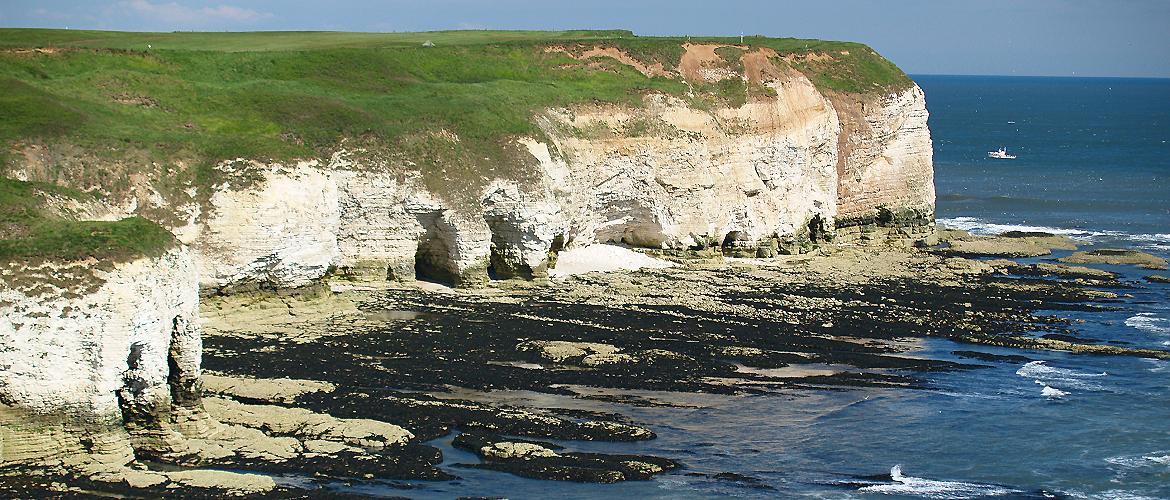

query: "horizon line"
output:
910 73 1170 80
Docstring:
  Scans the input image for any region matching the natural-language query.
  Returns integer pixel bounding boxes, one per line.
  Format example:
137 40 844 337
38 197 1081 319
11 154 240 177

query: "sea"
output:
353 76 1170 499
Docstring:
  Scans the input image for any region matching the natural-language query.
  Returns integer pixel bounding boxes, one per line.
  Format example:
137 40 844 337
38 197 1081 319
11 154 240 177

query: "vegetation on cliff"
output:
0 177 174 261
0 28 911 261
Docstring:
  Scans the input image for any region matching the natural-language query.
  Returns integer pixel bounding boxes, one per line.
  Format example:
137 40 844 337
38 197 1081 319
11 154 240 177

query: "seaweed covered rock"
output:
452 431 680 483
933 230 1077 258
1059 249 1168 270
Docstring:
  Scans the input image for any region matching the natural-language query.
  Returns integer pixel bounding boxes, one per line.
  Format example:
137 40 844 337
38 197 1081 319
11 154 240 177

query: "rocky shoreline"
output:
6 228 1167 496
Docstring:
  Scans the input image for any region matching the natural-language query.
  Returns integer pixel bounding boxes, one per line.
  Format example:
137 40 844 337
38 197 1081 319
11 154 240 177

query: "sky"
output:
2 0 1168 78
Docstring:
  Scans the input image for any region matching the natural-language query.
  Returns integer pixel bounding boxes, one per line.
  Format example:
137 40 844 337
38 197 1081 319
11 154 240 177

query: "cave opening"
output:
808 214 828 243
722 231 747 247
414 231 458 286
547 234 566 268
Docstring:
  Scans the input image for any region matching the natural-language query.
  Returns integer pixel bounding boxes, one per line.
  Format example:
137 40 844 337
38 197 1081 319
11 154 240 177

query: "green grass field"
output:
0 29 910 262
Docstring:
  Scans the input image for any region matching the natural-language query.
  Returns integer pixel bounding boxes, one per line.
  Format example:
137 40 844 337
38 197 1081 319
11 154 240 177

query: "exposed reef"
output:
0 29 972 497
452 431 681 483
6 242 1170 495
933 229 1079 258
1059 248 1168 270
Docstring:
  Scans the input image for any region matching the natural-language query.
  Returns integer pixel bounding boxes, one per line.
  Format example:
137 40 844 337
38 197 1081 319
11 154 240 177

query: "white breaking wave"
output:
858 465 1020 499
937 217 1170 246
1125 313 1170 335
1143 359 1169 373
1036 380 1068 399
1072 492 1164 500
1015 361 1108 392
939 217 1105 240
1106 452 1170 469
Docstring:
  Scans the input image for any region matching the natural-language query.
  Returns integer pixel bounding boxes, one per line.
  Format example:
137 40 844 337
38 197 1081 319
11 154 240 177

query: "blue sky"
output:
2 0 1168 77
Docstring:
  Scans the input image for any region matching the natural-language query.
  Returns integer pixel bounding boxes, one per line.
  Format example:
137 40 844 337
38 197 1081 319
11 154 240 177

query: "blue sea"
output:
370 76 1170 499
927 75 1170 253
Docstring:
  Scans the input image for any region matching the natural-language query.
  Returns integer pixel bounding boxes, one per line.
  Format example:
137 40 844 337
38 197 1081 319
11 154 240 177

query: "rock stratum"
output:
0 30 933 480
191 76 931 290
0 247 206 467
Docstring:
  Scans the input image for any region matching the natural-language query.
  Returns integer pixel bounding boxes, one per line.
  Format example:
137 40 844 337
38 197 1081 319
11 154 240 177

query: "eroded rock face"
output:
178 83 932 291
194 159 340 292
0 247 205 467
482 181 568 280
831 85 935 241
539 84 841 252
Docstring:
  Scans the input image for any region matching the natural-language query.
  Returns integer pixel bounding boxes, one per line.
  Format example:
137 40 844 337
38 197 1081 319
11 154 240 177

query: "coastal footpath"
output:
0 29 992 494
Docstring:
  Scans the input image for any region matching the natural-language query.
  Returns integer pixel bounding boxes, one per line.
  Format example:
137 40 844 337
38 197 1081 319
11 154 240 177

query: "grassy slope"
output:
0 177 174 262
0 29 910 262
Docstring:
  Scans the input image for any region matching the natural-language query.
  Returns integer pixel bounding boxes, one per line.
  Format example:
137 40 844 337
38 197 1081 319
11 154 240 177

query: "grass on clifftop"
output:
0 30 909 170
0 177 174 262
0 29 910 262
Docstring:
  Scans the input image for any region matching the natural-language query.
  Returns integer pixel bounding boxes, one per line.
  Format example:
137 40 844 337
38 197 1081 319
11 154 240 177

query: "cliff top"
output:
0 29 911 262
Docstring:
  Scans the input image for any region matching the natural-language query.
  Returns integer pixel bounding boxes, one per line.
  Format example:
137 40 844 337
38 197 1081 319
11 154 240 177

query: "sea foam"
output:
1107 452 1170 469
858 465 1020 498
1036 380 1068 399
1016 361 1107 392
937 217 1170 247
1125 313 1170 335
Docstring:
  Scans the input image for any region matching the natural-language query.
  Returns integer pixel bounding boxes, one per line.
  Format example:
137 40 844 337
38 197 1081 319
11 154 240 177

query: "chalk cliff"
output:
0 36 934 470
830 85 935 240
3 42 933 293
0 247 205 467
187 82 930 289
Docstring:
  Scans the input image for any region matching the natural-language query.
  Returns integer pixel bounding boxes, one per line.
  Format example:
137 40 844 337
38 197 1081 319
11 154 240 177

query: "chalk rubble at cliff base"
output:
547 244 675 278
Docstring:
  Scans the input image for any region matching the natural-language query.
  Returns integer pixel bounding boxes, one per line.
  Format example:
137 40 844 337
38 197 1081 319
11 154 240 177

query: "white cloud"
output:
119 0 273 26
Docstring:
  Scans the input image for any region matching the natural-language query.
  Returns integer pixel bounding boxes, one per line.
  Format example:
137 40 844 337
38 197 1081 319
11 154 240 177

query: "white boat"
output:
987 147 1016 159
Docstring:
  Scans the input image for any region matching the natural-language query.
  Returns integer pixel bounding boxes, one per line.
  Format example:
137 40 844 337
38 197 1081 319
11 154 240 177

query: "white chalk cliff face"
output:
538 80 840 250
832 85 935 224
0 247 204 467
190 160 341 292
187 84 929 290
